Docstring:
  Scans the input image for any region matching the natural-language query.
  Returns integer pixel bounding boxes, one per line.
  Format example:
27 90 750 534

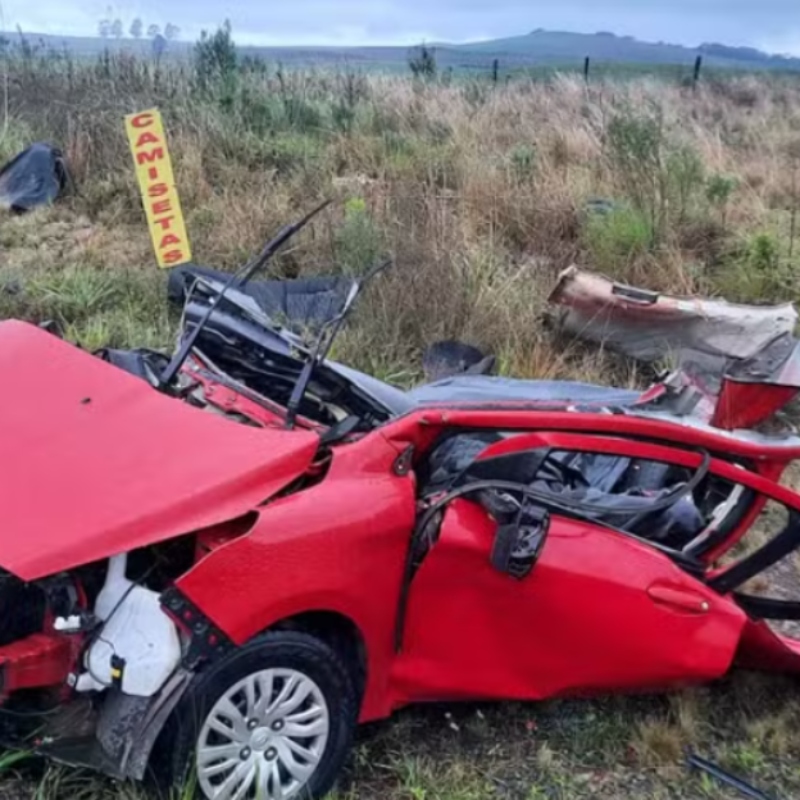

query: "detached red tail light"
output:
711 380 798 431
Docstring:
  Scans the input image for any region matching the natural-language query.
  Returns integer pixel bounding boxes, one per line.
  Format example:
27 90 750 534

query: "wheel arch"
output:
148 626 360 797
264 609 367 701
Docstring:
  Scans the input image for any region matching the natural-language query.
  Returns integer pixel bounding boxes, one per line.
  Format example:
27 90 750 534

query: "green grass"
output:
9 676 799 798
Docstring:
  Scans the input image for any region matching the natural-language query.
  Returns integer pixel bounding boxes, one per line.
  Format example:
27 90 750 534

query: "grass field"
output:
2 31 800 798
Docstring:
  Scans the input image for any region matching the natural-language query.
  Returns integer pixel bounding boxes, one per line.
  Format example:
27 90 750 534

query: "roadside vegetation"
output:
2 26 800 799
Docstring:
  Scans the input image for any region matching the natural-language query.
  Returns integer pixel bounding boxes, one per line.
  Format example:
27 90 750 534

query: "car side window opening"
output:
419 431 747 554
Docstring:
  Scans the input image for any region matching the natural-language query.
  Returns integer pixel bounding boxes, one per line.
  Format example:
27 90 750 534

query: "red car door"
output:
390 443 748 706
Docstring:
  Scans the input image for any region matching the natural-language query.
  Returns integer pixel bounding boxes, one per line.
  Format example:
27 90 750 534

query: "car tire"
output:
161 630 359 800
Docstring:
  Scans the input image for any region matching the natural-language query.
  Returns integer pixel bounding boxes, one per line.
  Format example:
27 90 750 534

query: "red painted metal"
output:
176 432 418 721
0 634 72 696
168 403 800 721
711 380 799 430
174 407 800 722
647 583 712 614
0 321 320 581
4 328 800 729
382 407 800 462
390 499 746 705
184 354 324 431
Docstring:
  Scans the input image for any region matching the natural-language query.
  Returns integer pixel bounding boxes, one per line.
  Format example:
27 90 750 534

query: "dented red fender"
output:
0 321 320 580
176 431 417 721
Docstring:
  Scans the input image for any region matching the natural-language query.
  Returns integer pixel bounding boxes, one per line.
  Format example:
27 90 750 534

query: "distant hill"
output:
3 28 799 73
449 30 800 71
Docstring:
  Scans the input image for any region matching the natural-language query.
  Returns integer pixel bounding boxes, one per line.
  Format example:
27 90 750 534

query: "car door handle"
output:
647 584 711 615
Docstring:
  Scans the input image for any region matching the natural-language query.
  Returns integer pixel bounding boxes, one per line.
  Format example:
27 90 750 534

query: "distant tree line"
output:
97 7 180 44
698 42 800 68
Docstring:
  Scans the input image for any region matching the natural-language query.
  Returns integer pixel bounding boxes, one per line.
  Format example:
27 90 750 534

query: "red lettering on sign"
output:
164 250 185 264
159 233 181 249
152 199 172 215
135 131 160 148
136 148 165 165
148 167 159 180
154 216 175 231
147 183 169 198
130 112 154 129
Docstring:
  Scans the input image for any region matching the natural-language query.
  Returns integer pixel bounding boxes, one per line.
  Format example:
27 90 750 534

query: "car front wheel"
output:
165 630 359 800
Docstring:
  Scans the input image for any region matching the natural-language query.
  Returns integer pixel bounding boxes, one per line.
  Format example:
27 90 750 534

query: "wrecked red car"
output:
4 252 800 800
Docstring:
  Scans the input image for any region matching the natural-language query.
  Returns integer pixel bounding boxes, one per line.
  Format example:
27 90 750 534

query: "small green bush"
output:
713 231 790 302
706 174 739 226
749 232 781 273
282 97 326 132
509 144 537 182
237 90 283 135
332 70 369 134
335 198 385 274
583 206 654 274
607 109 714 246
408 44 437 81
667 145 706 222
194 20 237 91
333 101 357 134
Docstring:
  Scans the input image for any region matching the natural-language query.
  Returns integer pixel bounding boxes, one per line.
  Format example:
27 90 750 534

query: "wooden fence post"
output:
584 56 591 82
693 55 703 89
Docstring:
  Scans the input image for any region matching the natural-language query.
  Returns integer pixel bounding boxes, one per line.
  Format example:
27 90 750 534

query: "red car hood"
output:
0 321 320 581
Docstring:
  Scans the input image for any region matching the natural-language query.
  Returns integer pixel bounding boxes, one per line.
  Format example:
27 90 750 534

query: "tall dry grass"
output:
2 45 800 385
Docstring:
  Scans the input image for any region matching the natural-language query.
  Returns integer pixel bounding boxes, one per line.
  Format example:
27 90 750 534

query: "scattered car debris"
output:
168 264 350 334
168 264 647 420
6 212 800 800
687 752 776 800
170 270 498 383
584 197 619 216
0 143 70 213
549 266 800 431
549 266 797 365
421 340 496 382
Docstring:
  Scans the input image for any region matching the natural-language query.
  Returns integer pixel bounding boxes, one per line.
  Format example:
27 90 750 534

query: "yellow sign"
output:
124 108 192 268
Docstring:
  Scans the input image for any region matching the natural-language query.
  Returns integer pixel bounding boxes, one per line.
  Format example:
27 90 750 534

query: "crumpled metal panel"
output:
167 265 350 334
407 376 641 407
0 321 320 581
549 266 797 363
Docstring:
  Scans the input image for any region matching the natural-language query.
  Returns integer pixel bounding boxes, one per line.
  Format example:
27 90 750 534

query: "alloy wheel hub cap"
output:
250 729 270 750
196 667 330 799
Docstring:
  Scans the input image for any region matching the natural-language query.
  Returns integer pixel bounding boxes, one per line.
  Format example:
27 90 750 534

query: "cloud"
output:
0 0 795 52
758 31 800 56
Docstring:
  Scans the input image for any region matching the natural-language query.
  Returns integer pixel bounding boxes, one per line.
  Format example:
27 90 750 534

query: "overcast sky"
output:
1 0 798 55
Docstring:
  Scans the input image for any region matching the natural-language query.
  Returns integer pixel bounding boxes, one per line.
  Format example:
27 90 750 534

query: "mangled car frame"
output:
5 216 800 800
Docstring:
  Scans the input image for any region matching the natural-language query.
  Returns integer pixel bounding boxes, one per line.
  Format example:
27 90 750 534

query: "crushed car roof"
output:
0 321 320 580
